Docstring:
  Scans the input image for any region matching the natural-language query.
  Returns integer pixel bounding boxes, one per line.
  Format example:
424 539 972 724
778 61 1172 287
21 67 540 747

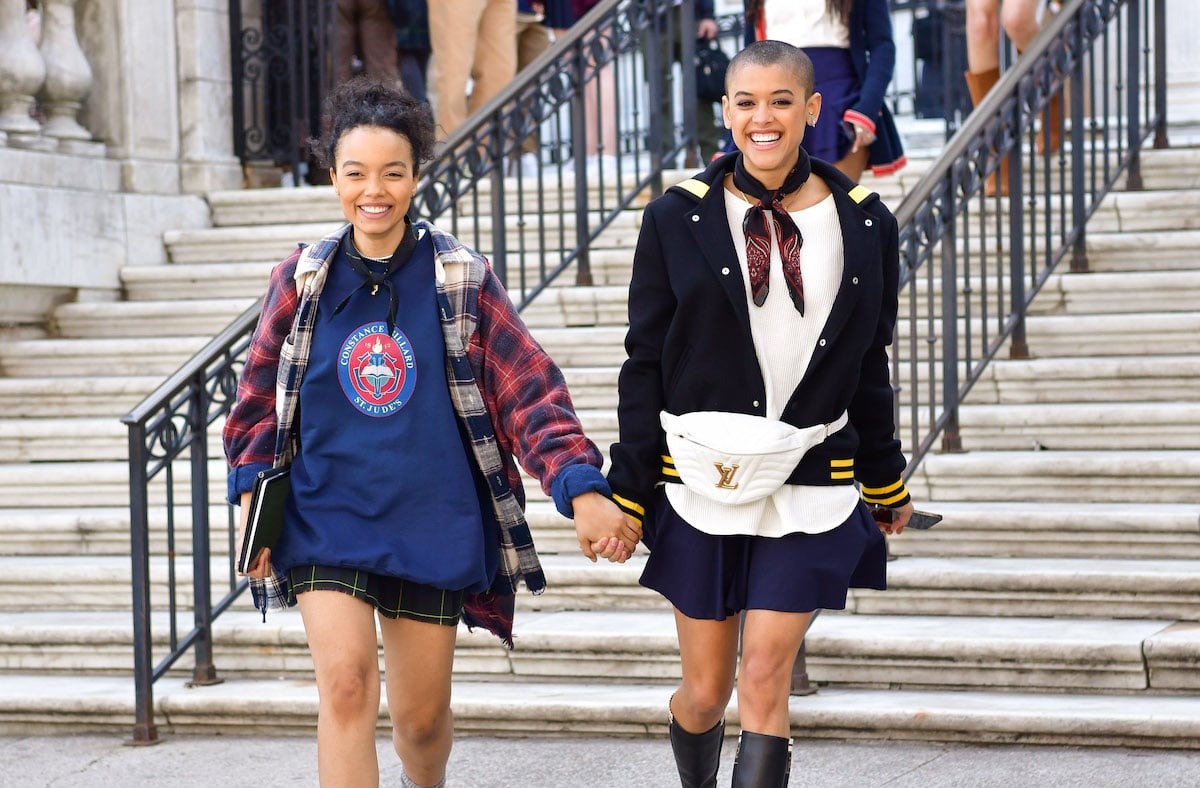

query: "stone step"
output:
0 507 232 557
0 609 1192 695
1009 312 1200 357
0 336 210 378
526 554 1200 622
0 376 161 417
205 171 674 227
907 449 1200 504
3 310 1193 393
1 446 1197 513
162 211 643 266
105 262 1200 346
953 402 1200 451
121 261 278 301
7 552 1196 621
50 298 256 339
9 674 1200 746
974 355 1200 404
884 501 1200 560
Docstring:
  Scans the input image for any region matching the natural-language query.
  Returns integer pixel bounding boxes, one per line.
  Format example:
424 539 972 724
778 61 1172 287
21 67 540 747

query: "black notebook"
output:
237 466 291 574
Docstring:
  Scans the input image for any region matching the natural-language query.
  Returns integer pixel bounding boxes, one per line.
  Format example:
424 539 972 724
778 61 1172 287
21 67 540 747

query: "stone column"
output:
76 0 181 193
0 0 46 145
175 0 243 192
37 0 97 151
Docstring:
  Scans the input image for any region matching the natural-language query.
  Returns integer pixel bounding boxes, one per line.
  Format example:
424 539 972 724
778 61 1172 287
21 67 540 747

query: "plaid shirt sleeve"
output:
468 265 604 496
223 251 301 501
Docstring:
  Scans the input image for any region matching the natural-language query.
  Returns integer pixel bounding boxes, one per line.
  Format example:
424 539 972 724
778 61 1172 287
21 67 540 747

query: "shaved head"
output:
726 40 816 98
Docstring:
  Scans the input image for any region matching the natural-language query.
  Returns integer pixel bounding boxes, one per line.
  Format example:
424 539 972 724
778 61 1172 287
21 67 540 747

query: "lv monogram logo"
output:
713 462 740 490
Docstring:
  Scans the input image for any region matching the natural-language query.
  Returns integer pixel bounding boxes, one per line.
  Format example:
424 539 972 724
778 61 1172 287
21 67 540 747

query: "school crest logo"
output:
338 323 417 417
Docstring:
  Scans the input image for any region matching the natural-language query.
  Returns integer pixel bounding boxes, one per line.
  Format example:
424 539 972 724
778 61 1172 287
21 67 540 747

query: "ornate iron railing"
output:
230 0 335 184
890 0 1167 475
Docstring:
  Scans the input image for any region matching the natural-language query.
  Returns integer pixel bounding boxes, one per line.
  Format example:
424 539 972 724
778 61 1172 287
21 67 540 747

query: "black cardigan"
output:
607 153 910 522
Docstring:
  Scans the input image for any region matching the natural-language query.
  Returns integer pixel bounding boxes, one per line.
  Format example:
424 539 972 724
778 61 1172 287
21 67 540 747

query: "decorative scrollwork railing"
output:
891 0 1167 474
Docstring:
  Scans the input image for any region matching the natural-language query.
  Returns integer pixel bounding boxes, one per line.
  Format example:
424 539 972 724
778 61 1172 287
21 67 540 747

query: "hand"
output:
697 18 719 40
235 489 275 579
242 547 274 579
848 120 875 153
875 501 915 536
572 492 641 563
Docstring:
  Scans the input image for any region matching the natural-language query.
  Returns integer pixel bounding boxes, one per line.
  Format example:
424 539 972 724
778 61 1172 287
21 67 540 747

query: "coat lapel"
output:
686 176 753 333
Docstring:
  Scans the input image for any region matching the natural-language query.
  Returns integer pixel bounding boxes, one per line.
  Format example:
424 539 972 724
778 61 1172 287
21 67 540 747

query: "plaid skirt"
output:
287 565 464 626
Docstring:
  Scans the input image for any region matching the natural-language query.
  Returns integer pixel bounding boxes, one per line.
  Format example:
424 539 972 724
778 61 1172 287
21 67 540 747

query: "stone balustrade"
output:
0 0 102 155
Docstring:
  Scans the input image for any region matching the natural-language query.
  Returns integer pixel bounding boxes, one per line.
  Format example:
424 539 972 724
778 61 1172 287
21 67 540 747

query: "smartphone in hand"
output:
870 506 943 530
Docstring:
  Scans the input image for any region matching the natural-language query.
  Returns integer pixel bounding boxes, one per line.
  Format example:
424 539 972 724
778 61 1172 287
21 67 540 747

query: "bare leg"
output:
379 614 458 787
833 144 869 182
670 608 740 733
736 609 813 736
1001 0 1045 52
298 590 383 788
964 0 1002 73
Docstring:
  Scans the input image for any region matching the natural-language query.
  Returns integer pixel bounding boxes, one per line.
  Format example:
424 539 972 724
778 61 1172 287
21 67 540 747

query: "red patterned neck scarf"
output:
732 150 811 315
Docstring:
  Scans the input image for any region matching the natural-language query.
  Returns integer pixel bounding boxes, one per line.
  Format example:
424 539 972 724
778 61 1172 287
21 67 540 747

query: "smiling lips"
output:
359 205 391 217
749 132 782 146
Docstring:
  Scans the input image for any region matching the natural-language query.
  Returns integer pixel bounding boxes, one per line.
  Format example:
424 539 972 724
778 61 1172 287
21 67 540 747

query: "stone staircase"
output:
0 147 1198 747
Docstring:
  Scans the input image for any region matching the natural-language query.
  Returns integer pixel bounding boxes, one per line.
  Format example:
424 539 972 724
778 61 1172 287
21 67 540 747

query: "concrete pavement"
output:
3 733 1200 787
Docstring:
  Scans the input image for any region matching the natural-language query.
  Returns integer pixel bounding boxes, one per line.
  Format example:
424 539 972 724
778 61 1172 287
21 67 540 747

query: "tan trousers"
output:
427 0 517 136
514 14 551 155
335 0 398 85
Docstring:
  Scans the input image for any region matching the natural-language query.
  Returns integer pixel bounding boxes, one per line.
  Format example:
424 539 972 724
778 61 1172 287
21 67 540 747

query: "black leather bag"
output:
695 39 729 103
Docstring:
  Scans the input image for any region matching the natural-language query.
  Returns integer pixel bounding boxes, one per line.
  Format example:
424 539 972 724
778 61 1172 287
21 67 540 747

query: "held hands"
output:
572 491 641 563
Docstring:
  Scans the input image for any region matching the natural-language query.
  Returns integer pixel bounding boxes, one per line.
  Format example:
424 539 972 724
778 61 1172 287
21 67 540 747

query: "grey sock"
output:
400 771 445 788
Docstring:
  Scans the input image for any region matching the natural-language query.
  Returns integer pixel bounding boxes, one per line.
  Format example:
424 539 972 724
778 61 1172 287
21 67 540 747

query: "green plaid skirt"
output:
286 565 464 626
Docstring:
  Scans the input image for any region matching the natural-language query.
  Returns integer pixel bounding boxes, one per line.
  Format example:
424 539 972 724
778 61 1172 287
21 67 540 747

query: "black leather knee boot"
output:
730 731 792 787
668 714 724 788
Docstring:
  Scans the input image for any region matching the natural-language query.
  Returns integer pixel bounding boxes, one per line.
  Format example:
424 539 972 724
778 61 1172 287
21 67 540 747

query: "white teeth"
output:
360 206 388 215
750 133 781 143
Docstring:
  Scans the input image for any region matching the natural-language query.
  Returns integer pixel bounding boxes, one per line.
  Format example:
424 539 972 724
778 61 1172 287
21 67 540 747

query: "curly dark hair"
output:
309 78 436 175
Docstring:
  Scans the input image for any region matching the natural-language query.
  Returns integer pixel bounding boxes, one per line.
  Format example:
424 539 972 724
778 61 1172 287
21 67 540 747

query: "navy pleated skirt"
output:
803 47 907 176
639 488 888 621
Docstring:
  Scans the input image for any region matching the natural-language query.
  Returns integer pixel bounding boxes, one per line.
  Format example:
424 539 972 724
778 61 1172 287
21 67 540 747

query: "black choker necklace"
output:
330 224 418 334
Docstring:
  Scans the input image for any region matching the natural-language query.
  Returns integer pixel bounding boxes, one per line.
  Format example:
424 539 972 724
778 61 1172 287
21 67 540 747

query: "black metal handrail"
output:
890 0 1167 476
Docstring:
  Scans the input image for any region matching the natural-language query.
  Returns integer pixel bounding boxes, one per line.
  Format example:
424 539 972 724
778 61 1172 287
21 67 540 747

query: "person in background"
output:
746 0 905 181
510 1 573 176
387 0 431 104
335 0 400 86
427 0 517 136
964 0 1062 195
224 78 638 788
608 42 916 786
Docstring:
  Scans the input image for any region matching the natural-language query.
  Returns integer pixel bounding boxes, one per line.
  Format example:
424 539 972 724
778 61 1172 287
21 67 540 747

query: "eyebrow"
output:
340 160 410 169
732 88 796 98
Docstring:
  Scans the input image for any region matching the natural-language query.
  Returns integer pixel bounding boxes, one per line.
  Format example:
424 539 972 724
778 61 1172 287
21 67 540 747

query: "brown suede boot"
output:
1015 48 1063 156
964 67 1008 197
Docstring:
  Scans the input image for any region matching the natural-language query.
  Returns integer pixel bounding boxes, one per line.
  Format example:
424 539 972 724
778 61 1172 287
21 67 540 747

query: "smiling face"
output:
329 125 418 258
722 61 822 189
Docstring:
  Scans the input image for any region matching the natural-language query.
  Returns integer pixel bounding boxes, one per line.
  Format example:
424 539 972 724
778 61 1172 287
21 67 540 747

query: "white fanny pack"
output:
660 410 849 506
